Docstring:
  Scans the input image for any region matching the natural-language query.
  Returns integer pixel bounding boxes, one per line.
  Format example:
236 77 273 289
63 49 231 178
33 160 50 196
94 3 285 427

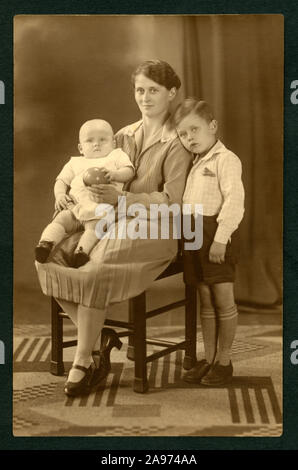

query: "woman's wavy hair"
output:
131 59 181 91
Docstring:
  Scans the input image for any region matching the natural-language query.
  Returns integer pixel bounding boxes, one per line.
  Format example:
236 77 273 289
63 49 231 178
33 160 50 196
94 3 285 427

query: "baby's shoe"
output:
72 247 90 268
35 241 54 263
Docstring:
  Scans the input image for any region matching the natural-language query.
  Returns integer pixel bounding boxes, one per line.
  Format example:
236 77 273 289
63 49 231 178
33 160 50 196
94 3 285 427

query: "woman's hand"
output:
209 241 227 264
87 184 124 206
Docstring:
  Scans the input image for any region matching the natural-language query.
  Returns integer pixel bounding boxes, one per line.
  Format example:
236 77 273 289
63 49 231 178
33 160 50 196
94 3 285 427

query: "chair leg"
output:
130 292 149 393
126 302 135 361
50 297 65 376
183 284 197 370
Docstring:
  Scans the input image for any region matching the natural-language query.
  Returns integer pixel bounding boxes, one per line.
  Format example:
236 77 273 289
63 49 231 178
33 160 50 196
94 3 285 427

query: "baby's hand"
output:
55 194 74 211
101 169 117 183
209 241 227 264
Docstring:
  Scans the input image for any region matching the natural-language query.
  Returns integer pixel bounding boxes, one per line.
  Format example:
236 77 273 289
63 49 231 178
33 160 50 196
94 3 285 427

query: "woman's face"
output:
134 74 175 119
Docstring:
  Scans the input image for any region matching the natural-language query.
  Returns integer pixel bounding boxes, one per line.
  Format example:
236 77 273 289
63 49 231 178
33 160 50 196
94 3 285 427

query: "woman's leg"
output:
55 298 78 326
67 304 107 382
212 282 238 366
55 298 103 353
198 282 218 364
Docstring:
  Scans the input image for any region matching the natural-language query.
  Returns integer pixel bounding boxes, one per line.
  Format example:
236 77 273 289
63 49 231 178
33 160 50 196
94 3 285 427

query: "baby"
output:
35 119 134 268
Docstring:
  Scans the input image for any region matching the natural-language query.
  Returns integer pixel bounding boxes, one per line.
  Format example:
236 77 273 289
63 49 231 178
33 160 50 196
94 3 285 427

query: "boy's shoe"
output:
200 361 233 386
183 359 212 384
72 248 90 268
35 241 54 263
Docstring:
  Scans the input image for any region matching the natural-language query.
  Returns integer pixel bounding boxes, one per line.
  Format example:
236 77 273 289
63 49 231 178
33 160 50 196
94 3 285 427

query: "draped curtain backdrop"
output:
183 16 283 308
14 15 283 320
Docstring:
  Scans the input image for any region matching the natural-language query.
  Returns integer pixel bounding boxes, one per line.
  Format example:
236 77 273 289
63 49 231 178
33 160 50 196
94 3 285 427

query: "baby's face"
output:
78 125 115 159
177 112 217 155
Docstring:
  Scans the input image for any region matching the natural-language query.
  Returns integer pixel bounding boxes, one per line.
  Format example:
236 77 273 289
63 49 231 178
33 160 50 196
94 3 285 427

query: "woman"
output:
35 59 192 397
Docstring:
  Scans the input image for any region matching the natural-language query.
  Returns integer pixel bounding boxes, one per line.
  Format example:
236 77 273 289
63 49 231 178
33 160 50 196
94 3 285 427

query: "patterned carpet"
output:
13 320 282 437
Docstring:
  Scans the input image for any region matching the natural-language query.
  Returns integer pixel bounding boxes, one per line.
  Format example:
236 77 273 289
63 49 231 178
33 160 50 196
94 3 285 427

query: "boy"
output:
35 119 134 268
173 99 245 385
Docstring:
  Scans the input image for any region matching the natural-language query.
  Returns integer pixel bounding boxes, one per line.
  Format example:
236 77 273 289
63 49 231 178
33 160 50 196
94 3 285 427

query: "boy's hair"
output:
171 98 215 127
131 59 181 91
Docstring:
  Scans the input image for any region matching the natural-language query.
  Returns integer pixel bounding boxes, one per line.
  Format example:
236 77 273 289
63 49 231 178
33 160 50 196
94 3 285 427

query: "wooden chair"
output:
50 255 197 393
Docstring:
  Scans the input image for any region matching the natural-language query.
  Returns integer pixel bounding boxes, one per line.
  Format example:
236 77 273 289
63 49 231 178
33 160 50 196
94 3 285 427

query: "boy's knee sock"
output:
76 228 99 255
40 222 66 245
216 304 238 366
200 307 218 364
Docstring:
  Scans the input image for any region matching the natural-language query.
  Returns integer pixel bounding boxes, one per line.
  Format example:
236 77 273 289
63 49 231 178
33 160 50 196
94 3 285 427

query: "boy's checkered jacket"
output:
183 140 245 244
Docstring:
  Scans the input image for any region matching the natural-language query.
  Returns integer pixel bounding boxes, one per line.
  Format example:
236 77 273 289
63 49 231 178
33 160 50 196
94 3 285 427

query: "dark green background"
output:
1 0 297 451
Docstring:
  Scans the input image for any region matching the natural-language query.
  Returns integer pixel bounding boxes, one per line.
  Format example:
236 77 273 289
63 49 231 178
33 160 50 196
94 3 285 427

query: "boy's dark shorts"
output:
182 215 239 285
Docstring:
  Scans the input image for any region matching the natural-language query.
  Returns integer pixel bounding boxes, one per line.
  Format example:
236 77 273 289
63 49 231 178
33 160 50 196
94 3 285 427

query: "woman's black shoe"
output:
64 363 94 397
35 241 54 263
92 349 101 368
101 327 123 355
90 351 112 388
90 329 123 388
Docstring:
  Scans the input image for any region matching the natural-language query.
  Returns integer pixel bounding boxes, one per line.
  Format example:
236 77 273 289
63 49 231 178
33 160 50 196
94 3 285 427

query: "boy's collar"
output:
123 119 177 142
194 139 226 164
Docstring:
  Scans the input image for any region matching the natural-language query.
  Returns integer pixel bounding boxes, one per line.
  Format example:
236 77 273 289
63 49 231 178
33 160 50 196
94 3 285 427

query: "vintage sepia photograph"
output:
13 14 283 437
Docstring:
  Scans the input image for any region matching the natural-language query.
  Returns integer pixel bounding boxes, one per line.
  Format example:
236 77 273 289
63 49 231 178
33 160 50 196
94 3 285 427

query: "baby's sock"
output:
40 222 66 245
200 307 218 364
216 304 238 366
76 229 99 255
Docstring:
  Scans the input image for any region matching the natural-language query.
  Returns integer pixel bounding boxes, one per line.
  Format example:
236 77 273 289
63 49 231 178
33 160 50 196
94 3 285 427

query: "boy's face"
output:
78 125 115 159
177 112 217 155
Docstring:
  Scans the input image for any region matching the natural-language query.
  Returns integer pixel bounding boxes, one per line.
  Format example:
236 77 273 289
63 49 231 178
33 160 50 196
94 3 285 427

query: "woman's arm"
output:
89 139 192 209
125 139 192 208
126 139 192 209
